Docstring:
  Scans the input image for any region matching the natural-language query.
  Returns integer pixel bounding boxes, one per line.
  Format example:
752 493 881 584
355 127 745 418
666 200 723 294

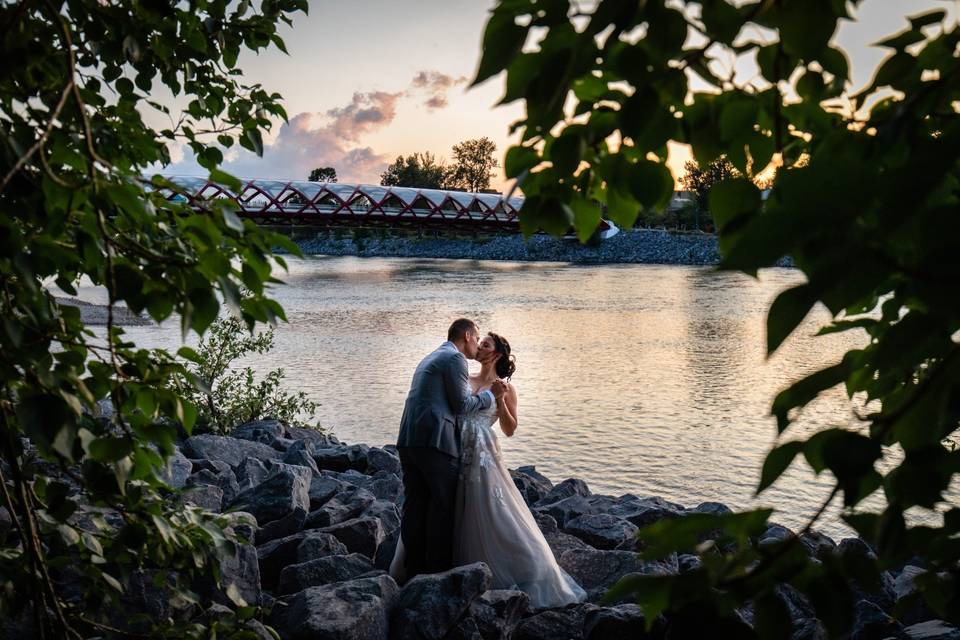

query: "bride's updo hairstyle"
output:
488 332 516 380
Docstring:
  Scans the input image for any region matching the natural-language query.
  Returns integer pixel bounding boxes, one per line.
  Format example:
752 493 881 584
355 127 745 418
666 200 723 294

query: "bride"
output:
391 332 586 609
454 332 585 608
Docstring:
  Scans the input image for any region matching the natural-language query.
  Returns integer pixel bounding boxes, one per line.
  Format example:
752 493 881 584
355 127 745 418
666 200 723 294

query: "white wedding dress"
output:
453 400 587 609
390 400 587 609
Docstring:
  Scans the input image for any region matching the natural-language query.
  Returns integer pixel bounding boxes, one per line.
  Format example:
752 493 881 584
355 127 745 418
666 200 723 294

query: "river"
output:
89 256 870 538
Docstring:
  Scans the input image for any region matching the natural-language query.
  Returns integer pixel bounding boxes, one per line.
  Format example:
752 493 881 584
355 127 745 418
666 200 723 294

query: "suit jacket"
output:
397 341 494 458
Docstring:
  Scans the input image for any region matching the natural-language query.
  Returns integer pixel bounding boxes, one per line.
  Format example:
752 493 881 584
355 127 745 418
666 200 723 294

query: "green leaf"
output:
15 394 78 460
222 208 245 233
504 146 540 179
568 197 602 243
89 436 133 463
766 283 819 355
474 11 528 86
209 168 242 192
701 1 743 45
708 178 760 232
908 9 946 30
758 440 804 494
771 360 850 432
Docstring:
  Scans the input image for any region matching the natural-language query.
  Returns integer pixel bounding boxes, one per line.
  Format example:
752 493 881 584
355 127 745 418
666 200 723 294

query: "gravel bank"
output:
293 229 794 267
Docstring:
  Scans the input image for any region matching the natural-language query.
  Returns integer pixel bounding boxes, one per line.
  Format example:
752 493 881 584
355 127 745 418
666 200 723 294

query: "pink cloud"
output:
410 70 467 110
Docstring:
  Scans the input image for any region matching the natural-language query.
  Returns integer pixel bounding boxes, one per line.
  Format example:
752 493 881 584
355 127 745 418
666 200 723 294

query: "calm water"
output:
85 257 871 537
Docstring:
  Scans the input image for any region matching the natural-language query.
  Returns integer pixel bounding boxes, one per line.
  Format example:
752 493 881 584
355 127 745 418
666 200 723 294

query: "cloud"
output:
410 70 467 110
164 91 402 184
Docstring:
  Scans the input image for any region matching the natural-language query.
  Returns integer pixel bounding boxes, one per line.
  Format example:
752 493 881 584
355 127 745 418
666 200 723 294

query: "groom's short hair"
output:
448 318 477 342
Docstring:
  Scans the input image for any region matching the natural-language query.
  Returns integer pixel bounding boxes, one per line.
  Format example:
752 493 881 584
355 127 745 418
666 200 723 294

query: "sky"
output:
161 0 959 191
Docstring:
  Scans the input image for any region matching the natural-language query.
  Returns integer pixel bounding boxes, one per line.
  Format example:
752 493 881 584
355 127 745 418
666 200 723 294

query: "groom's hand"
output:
491 379 507 399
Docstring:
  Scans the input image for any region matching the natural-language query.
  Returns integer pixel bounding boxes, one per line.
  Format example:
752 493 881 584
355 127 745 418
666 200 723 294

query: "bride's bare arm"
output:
497 383 518 437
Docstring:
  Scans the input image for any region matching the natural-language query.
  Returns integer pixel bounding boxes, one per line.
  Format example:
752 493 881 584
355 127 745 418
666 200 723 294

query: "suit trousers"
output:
398 446 460 578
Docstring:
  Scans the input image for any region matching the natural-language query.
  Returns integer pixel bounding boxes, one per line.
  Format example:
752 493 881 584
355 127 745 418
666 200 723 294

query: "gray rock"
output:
511 466 554 506
196 537 261 608
608 495 685 528
565 514 639 550
256 507 307 545
257 530 350 590
904 620 960 639
760 523 795 544
271 436 297 451
319 516 385 558
390 562 493 640
287 426 340 449
470 589 530 640
800 529 836 559
837 538 895 611
235 457 271 492
116 569 196 634
514 604 598 640
309 472 347 509
182 434 282 469
361 500 401 535
269 574 397 640
230 465 311 526
446 617 483 640
160 448 193 488
305 486 376 529
851 599 904 640
895 566 938 625
583 604 655 640
895 566 927 602
190 458 232 474
283 439 320 474
366 471 403 503
186 467 240 505
314 444 371 473
535 495 596 527
232 419 286 443
366 447 401 475
558 548 678 601
678 554 701 573
373 526 400 573
277 553 376 595
536 477 591 506
535 512 593 560
693 501 732 515
181 484 224 512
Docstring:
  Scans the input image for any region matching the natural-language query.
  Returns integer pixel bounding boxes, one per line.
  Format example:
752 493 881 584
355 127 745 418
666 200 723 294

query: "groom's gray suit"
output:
397 341 494 577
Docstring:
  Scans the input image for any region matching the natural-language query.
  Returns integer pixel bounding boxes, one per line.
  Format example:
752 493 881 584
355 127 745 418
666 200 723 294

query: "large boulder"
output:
236 457 271 492
287 425 340 449
186 467 240 505
535 495 596 527
851 599 904 640
182 434 281 469
903 620 960 639
559 548 678 601
837 538 896 611
305 486 376 529
536 478 591 506
535 512 593 560
256 507 307 545
309 472 348 510
160 447 193 489
268 574 398 640
390 562 492 640
230 465 311 526
232 419 287 443
583 604 658 640
277 553 377 595
470 589 530 640
511 465 555 506
513 604 598 640
366 447 401 475
361 500 401 536
196 537 261 608
181 484 224 512
283 440 320 474
319 516 385 558
565 514 639 550
895 566 938 625
365 471 404 503
258 530 349 590
314 444 371 473
608 496 685 528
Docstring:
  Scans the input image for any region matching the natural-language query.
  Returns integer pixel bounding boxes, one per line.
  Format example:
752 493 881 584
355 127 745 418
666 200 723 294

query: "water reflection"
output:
96 256 871 537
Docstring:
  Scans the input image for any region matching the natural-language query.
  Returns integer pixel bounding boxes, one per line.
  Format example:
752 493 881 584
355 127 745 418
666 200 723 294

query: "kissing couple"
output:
390 318 586 609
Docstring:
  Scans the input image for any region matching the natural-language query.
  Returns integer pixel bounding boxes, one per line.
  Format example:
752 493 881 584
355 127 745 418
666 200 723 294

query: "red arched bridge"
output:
155 176 618 237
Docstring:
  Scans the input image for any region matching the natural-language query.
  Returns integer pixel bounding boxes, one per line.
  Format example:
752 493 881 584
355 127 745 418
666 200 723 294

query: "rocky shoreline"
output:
6 419 950 639
292 228 795 267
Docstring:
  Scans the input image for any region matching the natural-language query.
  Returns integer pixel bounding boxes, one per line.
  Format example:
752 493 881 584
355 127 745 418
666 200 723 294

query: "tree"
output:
0 0 305 636
478 0 960 635
308 166 337 182
380 151 448 189
446 136 499 192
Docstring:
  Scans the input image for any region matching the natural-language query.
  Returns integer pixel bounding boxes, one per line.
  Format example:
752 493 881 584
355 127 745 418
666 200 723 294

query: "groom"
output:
396 318 506 579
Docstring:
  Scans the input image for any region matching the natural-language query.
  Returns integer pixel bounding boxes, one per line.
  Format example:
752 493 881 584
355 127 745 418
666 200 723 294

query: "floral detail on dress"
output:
479 450 490 469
